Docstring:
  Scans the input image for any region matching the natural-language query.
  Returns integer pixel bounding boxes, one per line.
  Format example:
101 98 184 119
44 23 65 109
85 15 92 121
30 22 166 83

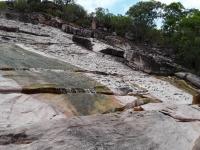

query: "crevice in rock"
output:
19 30 50 37
100 48 124 58
28 42 74 45
160 110 200 122
0 132 38 145
0 68 29 71
0 67 123 77
74 69 123 77
0 87 114 95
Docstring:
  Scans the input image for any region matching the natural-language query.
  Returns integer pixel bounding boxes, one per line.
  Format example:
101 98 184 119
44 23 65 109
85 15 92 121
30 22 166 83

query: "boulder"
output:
125 50 177 75
175 72 200 88
123 44 182 75
100 48 124 58
62 24 92 37
72 35 93 50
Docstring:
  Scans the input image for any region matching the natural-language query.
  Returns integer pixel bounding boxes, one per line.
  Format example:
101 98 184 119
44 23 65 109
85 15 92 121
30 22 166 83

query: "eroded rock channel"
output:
0 16 199 150
0 44 121 128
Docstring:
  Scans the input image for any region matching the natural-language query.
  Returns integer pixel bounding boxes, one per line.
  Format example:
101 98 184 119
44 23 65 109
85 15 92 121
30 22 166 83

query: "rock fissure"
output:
0 132 38 145
0 87 114 95
160 110 200 122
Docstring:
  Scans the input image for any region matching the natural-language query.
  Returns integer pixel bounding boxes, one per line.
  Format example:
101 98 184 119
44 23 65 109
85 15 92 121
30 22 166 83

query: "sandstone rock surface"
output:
0 15 199 150
0 108 199 150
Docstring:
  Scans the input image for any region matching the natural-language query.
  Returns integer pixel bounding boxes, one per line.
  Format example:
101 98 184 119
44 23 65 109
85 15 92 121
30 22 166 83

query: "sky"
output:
76 0 200 15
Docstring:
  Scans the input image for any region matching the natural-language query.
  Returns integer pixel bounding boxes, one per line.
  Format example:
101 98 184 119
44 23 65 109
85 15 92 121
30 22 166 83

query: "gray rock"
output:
175 72 200 88
125 46 179 75
193 137 200 150
72 35 93 50
0 25 19 32
0 109 199 150
100 48 124 58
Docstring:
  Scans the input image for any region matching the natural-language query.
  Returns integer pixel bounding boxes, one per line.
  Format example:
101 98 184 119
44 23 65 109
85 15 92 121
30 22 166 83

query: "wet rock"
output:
72 35 93 50
182 73 200 88
175 72 200 88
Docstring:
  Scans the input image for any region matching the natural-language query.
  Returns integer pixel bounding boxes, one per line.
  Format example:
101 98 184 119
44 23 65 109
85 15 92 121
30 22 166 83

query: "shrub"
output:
0 1 7 10
14 0 28 12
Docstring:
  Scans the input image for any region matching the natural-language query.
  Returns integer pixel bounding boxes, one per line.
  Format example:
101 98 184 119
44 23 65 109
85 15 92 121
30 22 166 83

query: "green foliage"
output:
94 8 132 36
0 1 7 10
126 0 163 42
173 11 200 74
28 0 42 12
53 0 64 7
127 0 163 27
110 15 132 36
95 7 113 29
162 2 185 36
14 0 28 12
62 3 87 24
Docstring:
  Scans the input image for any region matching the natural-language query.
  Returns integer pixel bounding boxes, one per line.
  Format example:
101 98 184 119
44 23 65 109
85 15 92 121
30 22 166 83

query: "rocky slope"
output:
0 14 199 150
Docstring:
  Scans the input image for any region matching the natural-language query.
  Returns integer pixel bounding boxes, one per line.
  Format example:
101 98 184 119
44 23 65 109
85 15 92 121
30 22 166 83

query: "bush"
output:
14 0 28 12
62 3 87 23
0 1 7 10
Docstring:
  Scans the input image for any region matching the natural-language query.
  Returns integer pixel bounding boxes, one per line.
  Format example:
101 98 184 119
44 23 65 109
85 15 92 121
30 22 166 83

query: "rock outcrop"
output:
0 107 200 150
72 35 93 50
0 11 182 76
100 48 124 58
0 16 199 150
125 46 179 75
62 24 93 37
175 72 200 88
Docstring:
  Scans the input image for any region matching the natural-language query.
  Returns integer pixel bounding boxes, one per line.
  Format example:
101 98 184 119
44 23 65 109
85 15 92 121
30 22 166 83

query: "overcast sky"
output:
76 0 200 14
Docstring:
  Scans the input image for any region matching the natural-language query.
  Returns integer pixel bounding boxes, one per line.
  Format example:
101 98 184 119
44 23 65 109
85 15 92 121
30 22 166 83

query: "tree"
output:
27 0 40 4
27 0 42 12
54 0 74 6
94 7 113 29
162 2 185 36
110 15 132 36
126 0 163 27
126 0 163 42
63 0 74 5
53 0 64 6
14 0 28 12
62 3 87 24
174 11 200 73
